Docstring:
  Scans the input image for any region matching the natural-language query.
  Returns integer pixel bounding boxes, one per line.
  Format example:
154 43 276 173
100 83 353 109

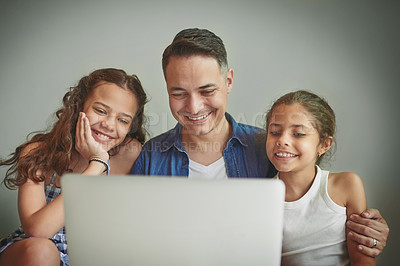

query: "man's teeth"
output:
97 132 110 140
276 152 296 158
188 113 210 120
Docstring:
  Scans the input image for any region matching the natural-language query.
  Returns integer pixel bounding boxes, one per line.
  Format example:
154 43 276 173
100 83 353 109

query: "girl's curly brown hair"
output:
1 68 148 189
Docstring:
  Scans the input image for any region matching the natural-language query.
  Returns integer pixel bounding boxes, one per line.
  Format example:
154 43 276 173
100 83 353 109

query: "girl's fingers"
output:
75 112 86 151
75 112 107 161
84 115 92 140
80 113 86 140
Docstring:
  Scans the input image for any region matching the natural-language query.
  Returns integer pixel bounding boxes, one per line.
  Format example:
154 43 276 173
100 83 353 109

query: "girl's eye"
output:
269 131 281 135
118 119 130 125
294 132 306 137
95 108 106 115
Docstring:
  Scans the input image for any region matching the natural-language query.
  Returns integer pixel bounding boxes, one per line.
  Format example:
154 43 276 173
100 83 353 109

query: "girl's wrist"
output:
88 157 110 174
89 152 109 162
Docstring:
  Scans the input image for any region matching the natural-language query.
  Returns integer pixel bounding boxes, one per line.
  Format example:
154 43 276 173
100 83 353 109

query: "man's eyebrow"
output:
168 87 185 92
168 84 217 92
199 83 217 89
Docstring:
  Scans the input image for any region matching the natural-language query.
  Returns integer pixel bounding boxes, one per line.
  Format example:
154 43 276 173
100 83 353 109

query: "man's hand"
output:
346 209 389 257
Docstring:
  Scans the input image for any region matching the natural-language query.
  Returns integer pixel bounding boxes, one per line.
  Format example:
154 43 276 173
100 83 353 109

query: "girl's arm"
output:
17 142 65 238
18 150 109 238
330 172 376 266
18 113 111 238
18 177 64 238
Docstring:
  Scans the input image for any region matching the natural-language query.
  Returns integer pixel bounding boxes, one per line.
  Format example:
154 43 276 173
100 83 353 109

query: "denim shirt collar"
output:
159 113 249 153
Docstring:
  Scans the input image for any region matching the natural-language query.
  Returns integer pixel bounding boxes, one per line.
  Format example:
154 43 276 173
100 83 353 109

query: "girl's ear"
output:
318 137 333 156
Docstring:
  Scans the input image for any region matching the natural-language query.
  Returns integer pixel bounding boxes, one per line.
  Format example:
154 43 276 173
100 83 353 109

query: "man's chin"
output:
182 125 213 137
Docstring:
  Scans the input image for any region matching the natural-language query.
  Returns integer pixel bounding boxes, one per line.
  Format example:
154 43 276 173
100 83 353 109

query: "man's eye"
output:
201 89 215 95
171 93 186 98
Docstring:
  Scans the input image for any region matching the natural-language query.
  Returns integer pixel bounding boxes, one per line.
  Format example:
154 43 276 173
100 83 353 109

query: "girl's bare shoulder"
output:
329 171 363 189
328 171 364 207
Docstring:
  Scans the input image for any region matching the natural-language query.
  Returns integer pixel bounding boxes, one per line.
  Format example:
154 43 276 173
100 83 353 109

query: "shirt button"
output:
182 161 187 166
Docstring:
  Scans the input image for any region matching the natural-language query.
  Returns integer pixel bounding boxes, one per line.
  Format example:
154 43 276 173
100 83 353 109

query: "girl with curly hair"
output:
0 68 147 266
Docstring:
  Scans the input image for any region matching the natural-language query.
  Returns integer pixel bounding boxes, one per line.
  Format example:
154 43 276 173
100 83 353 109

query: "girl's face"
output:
82 82 138 152
266 103 327 174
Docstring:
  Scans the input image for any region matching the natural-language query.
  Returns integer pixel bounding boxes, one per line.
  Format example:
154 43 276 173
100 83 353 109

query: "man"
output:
131 28 388 257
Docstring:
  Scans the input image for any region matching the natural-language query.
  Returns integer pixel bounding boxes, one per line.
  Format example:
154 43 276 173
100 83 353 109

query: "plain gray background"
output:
0 0 398 264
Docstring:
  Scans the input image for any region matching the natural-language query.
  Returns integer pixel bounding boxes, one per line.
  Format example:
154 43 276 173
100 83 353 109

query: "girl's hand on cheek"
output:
75 112 109 162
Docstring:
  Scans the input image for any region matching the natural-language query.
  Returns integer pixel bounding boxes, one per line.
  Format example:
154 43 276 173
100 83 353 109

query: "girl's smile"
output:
83 82 138 151
266 103 323 174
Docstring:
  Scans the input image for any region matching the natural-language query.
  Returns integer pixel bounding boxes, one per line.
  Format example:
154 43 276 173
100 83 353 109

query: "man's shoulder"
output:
234 122 266 143
142 127 178 152
226 112 266 135
236 122 266 134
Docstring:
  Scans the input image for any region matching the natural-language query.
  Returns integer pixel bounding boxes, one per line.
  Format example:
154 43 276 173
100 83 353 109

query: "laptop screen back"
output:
62 175 285 266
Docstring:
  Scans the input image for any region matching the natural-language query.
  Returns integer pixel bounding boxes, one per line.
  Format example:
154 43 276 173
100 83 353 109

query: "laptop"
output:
62 175 285 266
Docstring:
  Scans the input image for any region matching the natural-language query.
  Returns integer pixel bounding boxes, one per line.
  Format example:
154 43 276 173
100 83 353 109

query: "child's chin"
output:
276 166 291 173
101 143 115 153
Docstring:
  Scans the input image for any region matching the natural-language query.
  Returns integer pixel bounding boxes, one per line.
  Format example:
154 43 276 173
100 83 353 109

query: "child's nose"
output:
277 133 289 146
100 116 116 131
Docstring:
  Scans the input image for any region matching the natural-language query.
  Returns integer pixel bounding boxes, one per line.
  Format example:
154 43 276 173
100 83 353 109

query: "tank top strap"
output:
317 165 328 194
50 171 57 185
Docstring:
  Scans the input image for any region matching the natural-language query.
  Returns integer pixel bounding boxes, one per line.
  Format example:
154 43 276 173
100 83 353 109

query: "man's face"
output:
165 55 233 137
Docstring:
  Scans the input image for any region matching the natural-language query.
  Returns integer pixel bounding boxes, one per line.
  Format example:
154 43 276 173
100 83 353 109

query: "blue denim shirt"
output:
130 113 276 178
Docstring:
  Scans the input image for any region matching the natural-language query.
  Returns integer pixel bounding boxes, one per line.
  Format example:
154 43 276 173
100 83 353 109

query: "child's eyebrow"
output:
268 123 311 130
95 102 133 120
291 124 312 130
268 123 282 128
94 102 111 109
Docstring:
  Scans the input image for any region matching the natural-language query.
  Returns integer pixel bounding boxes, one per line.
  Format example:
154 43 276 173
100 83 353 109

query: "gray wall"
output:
1 0 398 264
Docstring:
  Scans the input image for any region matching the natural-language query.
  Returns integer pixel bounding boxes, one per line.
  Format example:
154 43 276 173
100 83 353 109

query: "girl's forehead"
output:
270 103 314 122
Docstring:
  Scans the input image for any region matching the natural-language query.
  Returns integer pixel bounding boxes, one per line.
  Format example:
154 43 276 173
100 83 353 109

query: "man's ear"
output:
226 68 234 94
319 136 333 155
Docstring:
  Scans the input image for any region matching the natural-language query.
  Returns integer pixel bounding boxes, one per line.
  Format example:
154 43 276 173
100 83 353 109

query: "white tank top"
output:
277 166 350 266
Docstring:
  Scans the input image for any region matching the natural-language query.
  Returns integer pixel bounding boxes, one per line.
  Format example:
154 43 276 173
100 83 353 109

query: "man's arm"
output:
346 209 389 257
129 148 145 175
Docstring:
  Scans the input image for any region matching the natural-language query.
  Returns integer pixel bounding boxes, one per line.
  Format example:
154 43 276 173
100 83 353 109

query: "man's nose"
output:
186 94 203 114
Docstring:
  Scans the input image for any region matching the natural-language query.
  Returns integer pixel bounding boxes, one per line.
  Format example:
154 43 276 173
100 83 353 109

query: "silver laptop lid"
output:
62 175 285 266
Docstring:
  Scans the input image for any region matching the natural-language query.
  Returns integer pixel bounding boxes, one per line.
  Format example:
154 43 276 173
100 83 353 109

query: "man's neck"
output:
181 118 232 166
